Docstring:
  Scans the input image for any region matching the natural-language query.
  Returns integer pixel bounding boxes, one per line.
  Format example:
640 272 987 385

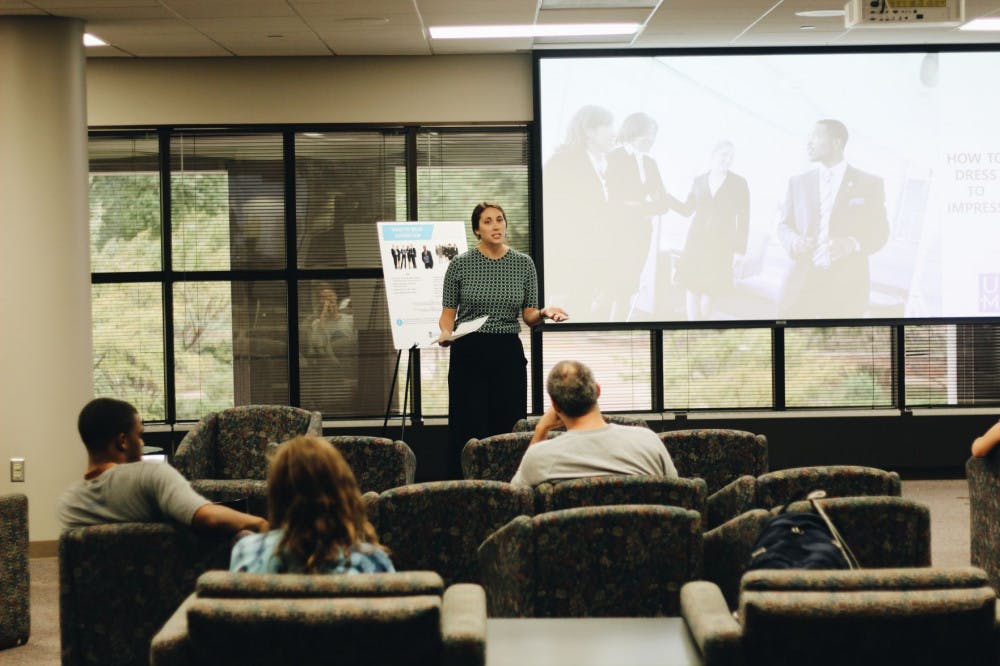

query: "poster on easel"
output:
377 221 468 350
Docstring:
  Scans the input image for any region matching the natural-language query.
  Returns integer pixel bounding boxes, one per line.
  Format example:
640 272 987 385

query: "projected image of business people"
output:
539 51 1000 325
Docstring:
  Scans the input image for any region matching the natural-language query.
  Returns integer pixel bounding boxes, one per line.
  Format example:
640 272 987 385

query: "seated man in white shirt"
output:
510 360 677 487
58 397 268 535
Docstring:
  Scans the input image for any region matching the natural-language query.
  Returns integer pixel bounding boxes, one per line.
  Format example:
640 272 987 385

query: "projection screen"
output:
537 49 1000 324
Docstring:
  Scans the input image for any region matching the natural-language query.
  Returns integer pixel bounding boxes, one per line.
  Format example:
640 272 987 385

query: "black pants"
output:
447 332 527 479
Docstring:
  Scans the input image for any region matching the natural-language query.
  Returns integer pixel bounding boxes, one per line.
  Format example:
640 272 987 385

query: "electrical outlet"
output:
10 458 24 482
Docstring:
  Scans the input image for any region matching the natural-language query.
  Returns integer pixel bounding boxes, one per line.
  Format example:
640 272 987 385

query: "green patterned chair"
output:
967 454 1000 594
703 495 931 609
461 432 536 482
533 474 707 516
657 429 768 530
174 405 322 517
511 413 651 433
0 493 29 650
682 567 997 666
151 571 486 666
479 504 702 617
59 523 231 666
368 480 534 586
326 435 416 493
753 465 902 510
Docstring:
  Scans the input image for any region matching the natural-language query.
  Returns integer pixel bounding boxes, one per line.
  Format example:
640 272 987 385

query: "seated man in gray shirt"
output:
510 360 677 487
57 397 268 535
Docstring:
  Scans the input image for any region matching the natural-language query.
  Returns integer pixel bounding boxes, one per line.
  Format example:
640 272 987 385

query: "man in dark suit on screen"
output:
777 119 889 319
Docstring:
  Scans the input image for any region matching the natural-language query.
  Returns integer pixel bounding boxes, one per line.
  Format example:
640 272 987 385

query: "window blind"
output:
171 133 286 272
92 283 166 420
295 131 407 269
785 326 895 408
89 134 161 272
662 328 772 410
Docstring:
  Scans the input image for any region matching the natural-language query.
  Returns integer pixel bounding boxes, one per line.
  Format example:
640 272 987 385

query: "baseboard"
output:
29 540 58 558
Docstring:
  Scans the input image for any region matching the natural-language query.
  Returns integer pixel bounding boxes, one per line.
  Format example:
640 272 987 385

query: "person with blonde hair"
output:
230 435 393 574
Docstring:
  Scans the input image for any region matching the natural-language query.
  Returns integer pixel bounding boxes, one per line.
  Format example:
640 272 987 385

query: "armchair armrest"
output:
703 509 771 610
441 584 487 666
680 581 743 666
706 475 756 530
150 592 197 666
173 412 219 479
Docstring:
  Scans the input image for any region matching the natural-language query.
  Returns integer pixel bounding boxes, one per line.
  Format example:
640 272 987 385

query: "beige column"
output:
0 17 91 543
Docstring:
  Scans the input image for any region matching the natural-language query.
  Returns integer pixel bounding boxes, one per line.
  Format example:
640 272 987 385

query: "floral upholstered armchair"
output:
0 493 29 651
702 495 931 609
326 435 416 493
151 571 487 666
682 566 997 666
658 429 768 529
173 405 322 516
480 504 703 617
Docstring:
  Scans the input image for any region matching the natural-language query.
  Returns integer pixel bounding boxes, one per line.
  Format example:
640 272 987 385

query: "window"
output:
663 329 772 410
89 126 999 424
785 326 895 408
416 129 534 415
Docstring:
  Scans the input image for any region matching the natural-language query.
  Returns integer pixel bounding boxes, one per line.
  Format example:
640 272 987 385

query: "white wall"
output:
86 54 533 125
0 17 92 544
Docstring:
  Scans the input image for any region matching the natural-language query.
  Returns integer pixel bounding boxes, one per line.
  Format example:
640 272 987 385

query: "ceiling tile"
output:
51 5 174 19
87 18 204 35
291 0 419 18
28 0 159 8
430 37 534 54
162 0 295 19
214 32 332 56
108 32 231 56
188 17 310 32
318 24 430 54
537 7 653 23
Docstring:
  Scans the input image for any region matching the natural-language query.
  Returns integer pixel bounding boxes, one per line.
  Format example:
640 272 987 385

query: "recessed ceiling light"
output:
83 33 106 47
800 25 817 30
960 17 1000 31
795 9 845 18
429 23 641 39
302 133 324 138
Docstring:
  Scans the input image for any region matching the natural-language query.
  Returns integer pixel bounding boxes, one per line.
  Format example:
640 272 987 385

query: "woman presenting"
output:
438 202 568 478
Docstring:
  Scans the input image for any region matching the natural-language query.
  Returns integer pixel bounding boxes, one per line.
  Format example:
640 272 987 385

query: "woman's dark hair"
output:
470 201 507 237
268 435 383 572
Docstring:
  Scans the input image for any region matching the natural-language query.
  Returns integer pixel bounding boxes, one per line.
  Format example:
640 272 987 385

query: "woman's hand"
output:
437 330 454 347
541 306 569 322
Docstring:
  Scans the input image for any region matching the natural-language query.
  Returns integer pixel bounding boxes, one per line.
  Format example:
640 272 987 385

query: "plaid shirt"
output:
230 529 394 574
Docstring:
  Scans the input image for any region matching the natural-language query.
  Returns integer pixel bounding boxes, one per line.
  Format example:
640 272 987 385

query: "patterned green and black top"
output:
442 247 539 335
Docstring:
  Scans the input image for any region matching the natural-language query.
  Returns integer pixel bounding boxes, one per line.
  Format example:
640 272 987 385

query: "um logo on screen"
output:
981 274 1000 313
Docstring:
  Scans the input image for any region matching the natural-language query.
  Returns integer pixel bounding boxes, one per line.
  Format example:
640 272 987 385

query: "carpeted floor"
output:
2 479 974 665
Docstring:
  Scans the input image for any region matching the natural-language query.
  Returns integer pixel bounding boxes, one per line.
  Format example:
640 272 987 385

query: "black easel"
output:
383 343 418 441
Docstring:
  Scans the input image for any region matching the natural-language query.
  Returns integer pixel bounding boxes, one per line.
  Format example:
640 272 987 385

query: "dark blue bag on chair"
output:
746 490 859 571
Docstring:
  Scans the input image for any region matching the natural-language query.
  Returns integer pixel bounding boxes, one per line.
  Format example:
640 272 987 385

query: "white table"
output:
486 617 703 666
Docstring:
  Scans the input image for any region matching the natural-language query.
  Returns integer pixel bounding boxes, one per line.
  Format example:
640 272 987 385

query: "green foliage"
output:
173 282 234 420
89 174 160 251
90 169 235 420
92 283 166 420
663 329 773 409
89 174 161 272
171 173 232 271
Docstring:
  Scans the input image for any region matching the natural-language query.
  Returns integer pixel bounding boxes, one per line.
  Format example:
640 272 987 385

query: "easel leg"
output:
383 349 403 428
